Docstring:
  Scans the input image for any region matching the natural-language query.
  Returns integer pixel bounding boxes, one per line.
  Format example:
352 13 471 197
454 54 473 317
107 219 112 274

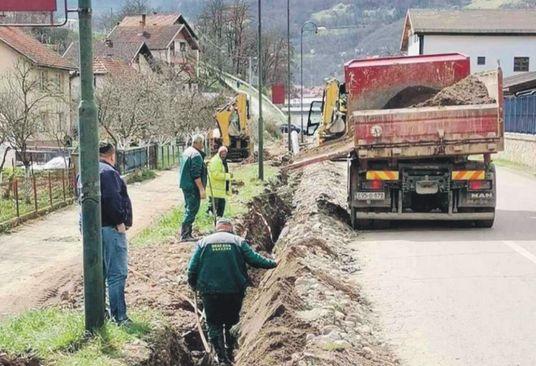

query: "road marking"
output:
504 241 536 265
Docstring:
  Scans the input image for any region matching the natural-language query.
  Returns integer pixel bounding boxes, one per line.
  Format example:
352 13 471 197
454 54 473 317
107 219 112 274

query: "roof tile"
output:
408 9 536 34
0 26 73 70
119 14 181 27
108 24 183 50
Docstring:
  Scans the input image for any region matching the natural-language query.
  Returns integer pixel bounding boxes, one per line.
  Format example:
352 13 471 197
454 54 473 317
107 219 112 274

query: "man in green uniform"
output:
188 219 277 365
207 146 232 217
179 134 207 241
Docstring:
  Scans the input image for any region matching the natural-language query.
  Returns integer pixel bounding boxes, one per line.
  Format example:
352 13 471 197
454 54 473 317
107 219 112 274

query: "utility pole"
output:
300 21 321 143
248 56 253 85
257 0 264 181
78 0 105 332
286 0 292 152
300 25 304 144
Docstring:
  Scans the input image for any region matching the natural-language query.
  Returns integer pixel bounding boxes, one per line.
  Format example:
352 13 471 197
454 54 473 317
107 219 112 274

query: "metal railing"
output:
505 95 536 134
116 143 184 174
0 142 185 230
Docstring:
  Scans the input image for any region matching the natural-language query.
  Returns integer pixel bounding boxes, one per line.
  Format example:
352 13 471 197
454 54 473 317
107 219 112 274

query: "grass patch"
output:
125 169 157 184
494 158 536 176
0 307 159 365
132 163 278 247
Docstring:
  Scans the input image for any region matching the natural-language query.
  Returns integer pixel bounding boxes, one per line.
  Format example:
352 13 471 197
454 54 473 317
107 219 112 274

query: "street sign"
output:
0 0 57 12
272 84 285 105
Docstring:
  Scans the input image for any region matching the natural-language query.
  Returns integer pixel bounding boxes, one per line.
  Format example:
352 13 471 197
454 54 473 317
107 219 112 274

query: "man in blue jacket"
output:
99 143 132 324
179 134 207 241
188 219 277 364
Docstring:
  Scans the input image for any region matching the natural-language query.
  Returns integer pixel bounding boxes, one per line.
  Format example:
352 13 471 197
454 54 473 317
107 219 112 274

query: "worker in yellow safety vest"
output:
207 146 232 217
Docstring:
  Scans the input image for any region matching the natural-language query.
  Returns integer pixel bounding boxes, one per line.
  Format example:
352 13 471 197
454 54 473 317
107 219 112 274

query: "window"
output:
477 56 486 65
180 41 187 52
57 112 65 132
39 112 48 132
40 70 48 91
514 57 530 72
49 72 63 93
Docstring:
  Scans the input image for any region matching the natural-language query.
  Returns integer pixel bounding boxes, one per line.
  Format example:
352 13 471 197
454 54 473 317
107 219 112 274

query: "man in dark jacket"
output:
188 219 277 365
179 134 207 241
99 143 132 324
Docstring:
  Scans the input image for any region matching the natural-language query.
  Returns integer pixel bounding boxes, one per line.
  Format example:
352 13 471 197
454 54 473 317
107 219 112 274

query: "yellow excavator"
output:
306 79 348 144
209 92 253 161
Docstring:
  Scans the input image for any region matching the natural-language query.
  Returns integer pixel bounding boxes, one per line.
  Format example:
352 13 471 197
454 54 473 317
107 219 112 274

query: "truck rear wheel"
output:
473 208 495 228
351 208 372 230
475 219 494 228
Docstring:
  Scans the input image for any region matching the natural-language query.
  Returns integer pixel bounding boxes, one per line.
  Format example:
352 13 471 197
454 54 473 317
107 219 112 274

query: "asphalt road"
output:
351 166 536 366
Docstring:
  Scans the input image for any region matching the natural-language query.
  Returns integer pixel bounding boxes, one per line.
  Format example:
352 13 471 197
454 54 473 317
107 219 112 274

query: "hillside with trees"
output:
82 0 535 86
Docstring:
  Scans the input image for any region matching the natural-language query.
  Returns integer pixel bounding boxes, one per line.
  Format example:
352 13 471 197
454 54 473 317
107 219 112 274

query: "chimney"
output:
140 14 146 27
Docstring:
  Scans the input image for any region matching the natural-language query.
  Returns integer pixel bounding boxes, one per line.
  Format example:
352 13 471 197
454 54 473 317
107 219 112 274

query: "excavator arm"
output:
307 79 348 144
211 92 253 161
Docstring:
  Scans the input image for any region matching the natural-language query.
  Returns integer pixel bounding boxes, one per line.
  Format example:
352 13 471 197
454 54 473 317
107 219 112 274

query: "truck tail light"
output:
468 180 492 191
362 180 384 191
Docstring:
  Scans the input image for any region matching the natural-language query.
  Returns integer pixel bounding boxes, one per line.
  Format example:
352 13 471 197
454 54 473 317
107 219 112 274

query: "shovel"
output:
194 292 214 365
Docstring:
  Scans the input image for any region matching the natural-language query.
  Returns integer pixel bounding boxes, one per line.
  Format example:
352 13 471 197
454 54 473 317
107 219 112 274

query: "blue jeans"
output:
102 226 128 322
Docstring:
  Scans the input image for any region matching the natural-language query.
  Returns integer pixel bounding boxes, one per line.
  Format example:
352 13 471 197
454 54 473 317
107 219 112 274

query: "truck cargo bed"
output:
352 69 503 160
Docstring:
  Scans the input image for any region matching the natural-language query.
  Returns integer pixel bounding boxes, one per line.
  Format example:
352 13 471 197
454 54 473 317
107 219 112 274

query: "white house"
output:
400 9 536 77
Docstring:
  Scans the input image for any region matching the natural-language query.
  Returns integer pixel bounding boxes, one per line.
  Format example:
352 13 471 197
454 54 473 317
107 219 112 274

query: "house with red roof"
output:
0 26 74 147
109 13 200 76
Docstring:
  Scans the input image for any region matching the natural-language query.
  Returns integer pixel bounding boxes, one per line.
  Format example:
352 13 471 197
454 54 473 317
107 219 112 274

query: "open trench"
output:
0 162 399 366
133 161 400 366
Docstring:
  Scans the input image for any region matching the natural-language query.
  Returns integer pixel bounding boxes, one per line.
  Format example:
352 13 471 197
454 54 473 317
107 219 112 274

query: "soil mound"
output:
383 86 439 109
414 75 495 107
0 355 39 366
235 162 399 366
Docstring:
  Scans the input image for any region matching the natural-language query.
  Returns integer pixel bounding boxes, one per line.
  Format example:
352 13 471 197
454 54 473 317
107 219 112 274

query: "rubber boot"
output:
224 327 236 364
211 335 231 365
180 224 195 242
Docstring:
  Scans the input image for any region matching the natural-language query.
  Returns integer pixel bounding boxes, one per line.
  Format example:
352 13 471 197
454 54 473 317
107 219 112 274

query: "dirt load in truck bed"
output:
413 75 496 108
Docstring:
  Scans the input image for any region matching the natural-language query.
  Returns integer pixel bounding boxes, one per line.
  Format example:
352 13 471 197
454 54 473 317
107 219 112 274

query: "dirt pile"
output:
414 75 495 107
0 355 39 366
234 162 399 366
383 86 440 109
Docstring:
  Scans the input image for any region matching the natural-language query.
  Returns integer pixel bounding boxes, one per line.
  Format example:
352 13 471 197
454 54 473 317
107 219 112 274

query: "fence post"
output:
14 179 19 218
48 172 53 207
62 169 66 202
172 145 175 166
32 173 38 213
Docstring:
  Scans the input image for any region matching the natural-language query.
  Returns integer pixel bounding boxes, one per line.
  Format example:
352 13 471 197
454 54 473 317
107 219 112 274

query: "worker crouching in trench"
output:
187 219 277 365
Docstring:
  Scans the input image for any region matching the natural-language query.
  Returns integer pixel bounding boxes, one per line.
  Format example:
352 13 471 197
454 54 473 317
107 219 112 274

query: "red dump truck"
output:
291 53 504 229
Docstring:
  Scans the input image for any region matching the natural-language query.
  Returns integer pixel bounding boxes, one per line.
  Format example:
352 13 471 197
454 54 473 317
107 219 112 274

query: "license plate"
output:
355 192 385 201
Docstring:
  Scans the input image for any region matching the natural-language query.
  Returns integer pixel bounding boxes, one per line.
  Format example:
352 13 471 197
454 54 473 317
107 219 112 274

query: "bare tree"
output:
197 1 293 85
0 129 9 178
96 71 153 148
0 61 56 201
119 0 152 16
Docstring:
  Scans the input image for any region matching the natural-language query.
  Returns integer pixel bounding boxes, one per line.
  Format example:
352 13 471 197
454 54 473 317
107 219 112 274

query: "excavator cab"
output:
211 92 253 161
306 79 347 144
